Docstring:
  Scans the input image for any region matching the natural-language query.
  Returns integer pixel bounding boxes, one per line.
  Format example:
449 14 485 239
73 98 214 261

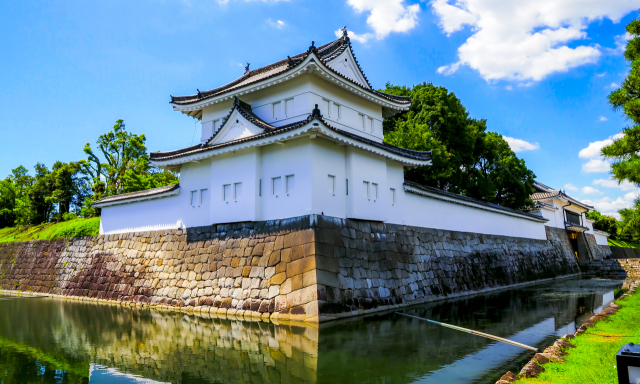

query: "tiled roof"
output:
531 181 593 210
92 184 180 206
201 97 276 145
150 104 431 162
404 181 546 221
170 30 410 107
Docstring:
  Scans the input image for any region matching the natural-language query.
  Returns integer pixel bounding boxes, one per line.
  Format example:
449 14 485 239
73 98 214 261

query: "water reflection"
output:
0 277 622 384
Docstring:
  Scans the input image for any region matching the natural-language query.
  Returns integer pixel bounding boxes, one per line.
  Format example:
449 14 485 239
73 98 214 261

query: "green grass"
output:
522 291 640 384
0 217 100 243
608 238 640 249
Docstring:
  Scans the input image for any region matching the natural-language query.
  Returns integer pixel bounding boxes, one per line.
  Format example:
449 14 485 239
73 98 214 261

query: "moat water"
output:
0 277 623 384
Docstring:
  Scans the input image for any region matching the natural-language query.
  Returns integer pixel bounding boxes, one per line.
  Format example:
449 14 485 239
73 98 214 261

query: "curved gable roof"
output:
170 29 410 114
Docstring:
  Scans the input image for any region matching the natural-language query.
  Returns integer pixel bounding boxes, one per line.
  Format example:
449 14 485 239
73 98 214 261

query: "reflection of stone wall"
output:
0 298 318 384
0 215 581 322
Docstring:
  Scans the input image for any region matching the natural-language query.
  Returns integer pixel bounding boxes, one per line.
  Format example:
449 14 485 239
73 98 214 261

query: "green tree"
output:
601 18 640 184
48 161 89 218
81 119 178 202
28 163 54 224
619 199 640 242
586 210 620 239
8 166 34 226
383 82 536 209
0 180 16 228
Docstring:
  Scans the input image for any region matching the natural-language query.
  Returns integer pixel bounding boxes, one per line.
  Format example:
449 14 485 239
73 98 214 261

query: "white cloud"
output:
593 178 639 191
582 159 611 173
505 85 513 90
595 72 606 77
502 136 539 152
578 133 624 159
267 18 286 29
583 190 638 216
609 32 633 54
599 116 608 122
344 0 420 42
430 0 638 82
608 82 619 89
581 186 603 195
563 183 578 191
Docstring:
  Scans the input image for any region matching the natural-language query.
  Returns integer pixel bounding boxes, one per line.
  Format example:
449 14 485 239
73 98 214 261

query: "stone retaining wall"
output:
581 258 640 282
584 234 612 260
0 215 582 322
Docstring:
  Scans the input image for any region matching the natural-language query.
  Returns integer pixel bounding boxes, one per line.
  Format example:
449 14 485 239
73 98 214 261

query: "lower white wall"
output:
100 196 182 235
594 233 609 246
394 191 548 240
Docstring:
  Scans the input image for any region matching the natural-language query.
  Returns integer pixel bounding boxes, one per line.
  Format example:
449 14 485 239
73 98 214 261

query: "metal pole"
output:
396 312 538 352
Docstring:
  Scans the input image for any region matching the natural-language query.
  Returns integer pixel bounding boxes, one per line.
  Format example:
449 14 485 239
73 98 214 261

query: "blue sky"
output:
0 0 638 217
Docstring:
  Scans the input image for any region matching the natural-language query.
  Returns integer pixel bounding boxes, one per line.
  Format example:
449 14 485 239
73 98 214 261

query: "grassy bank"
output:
0 218 100 243
522 291 640 384
608 238 640 249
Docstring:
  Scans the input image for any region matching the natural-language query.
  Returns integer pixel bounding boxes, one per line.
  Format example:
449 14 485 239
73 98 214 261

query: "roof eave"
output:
151 119 431 167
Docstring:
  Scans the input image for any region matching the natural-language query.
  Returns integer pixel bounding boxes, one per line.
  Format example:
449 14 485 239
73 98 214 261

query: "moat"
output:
0 277 622 384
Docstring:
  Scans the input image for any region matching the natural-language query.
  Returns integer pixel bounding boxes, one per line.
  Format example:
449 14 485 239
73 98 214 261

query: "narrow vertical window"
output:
200 189 208 204
346 179 349 195
333 102 341 119
359 114 365 130
234 182 242 199
223 185 231 201
328 175 336 194
272 177 281 196
273 101 282 119
372 183 378 200
363 181 370 198
321 99 330 117
286 175 295 194
285 98 294 117
259 179 262 197
368 117 374 133
390 188 396 204
190 190 197 205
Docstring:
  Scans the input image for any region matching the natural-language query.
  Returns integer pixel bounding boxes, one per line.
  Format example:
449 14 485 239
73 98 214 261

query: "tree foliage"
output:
602 18 640 184
382 82 536 210
0 119 178 228
586 210 620 240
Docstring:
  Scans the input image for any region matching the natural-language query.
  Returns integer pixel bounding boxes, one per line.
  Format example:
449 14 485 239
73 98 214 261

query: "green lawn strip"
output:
0 218 100 243
521 292 640 384
608 238 640 249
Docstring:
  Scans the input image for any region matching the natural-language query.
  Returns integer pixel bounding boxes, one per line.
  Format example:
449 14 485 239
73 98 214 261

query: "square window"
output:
273 101 282 119
372 183 378 200
213 119 221 132
190 190 197 205
223 184 231 201
234 182 242 199
363 181 370 198
272 177 282 195
321 99 330 117
285 98 294 117
200 189 208 204
333 103 341 119
286 175 295 194
328 175 335 194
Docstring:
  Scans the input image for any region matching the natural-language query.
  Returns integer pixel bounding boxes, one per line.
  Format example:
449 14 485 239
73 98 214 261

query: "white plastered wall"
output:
198 74 384 145
594 232 609 245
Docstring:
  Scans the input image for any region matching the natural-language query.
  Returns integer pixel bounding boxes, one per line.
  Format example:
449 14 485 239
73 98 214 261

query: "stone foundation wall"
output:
0 215 582 322
581 258 640 282
311 218 580 320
